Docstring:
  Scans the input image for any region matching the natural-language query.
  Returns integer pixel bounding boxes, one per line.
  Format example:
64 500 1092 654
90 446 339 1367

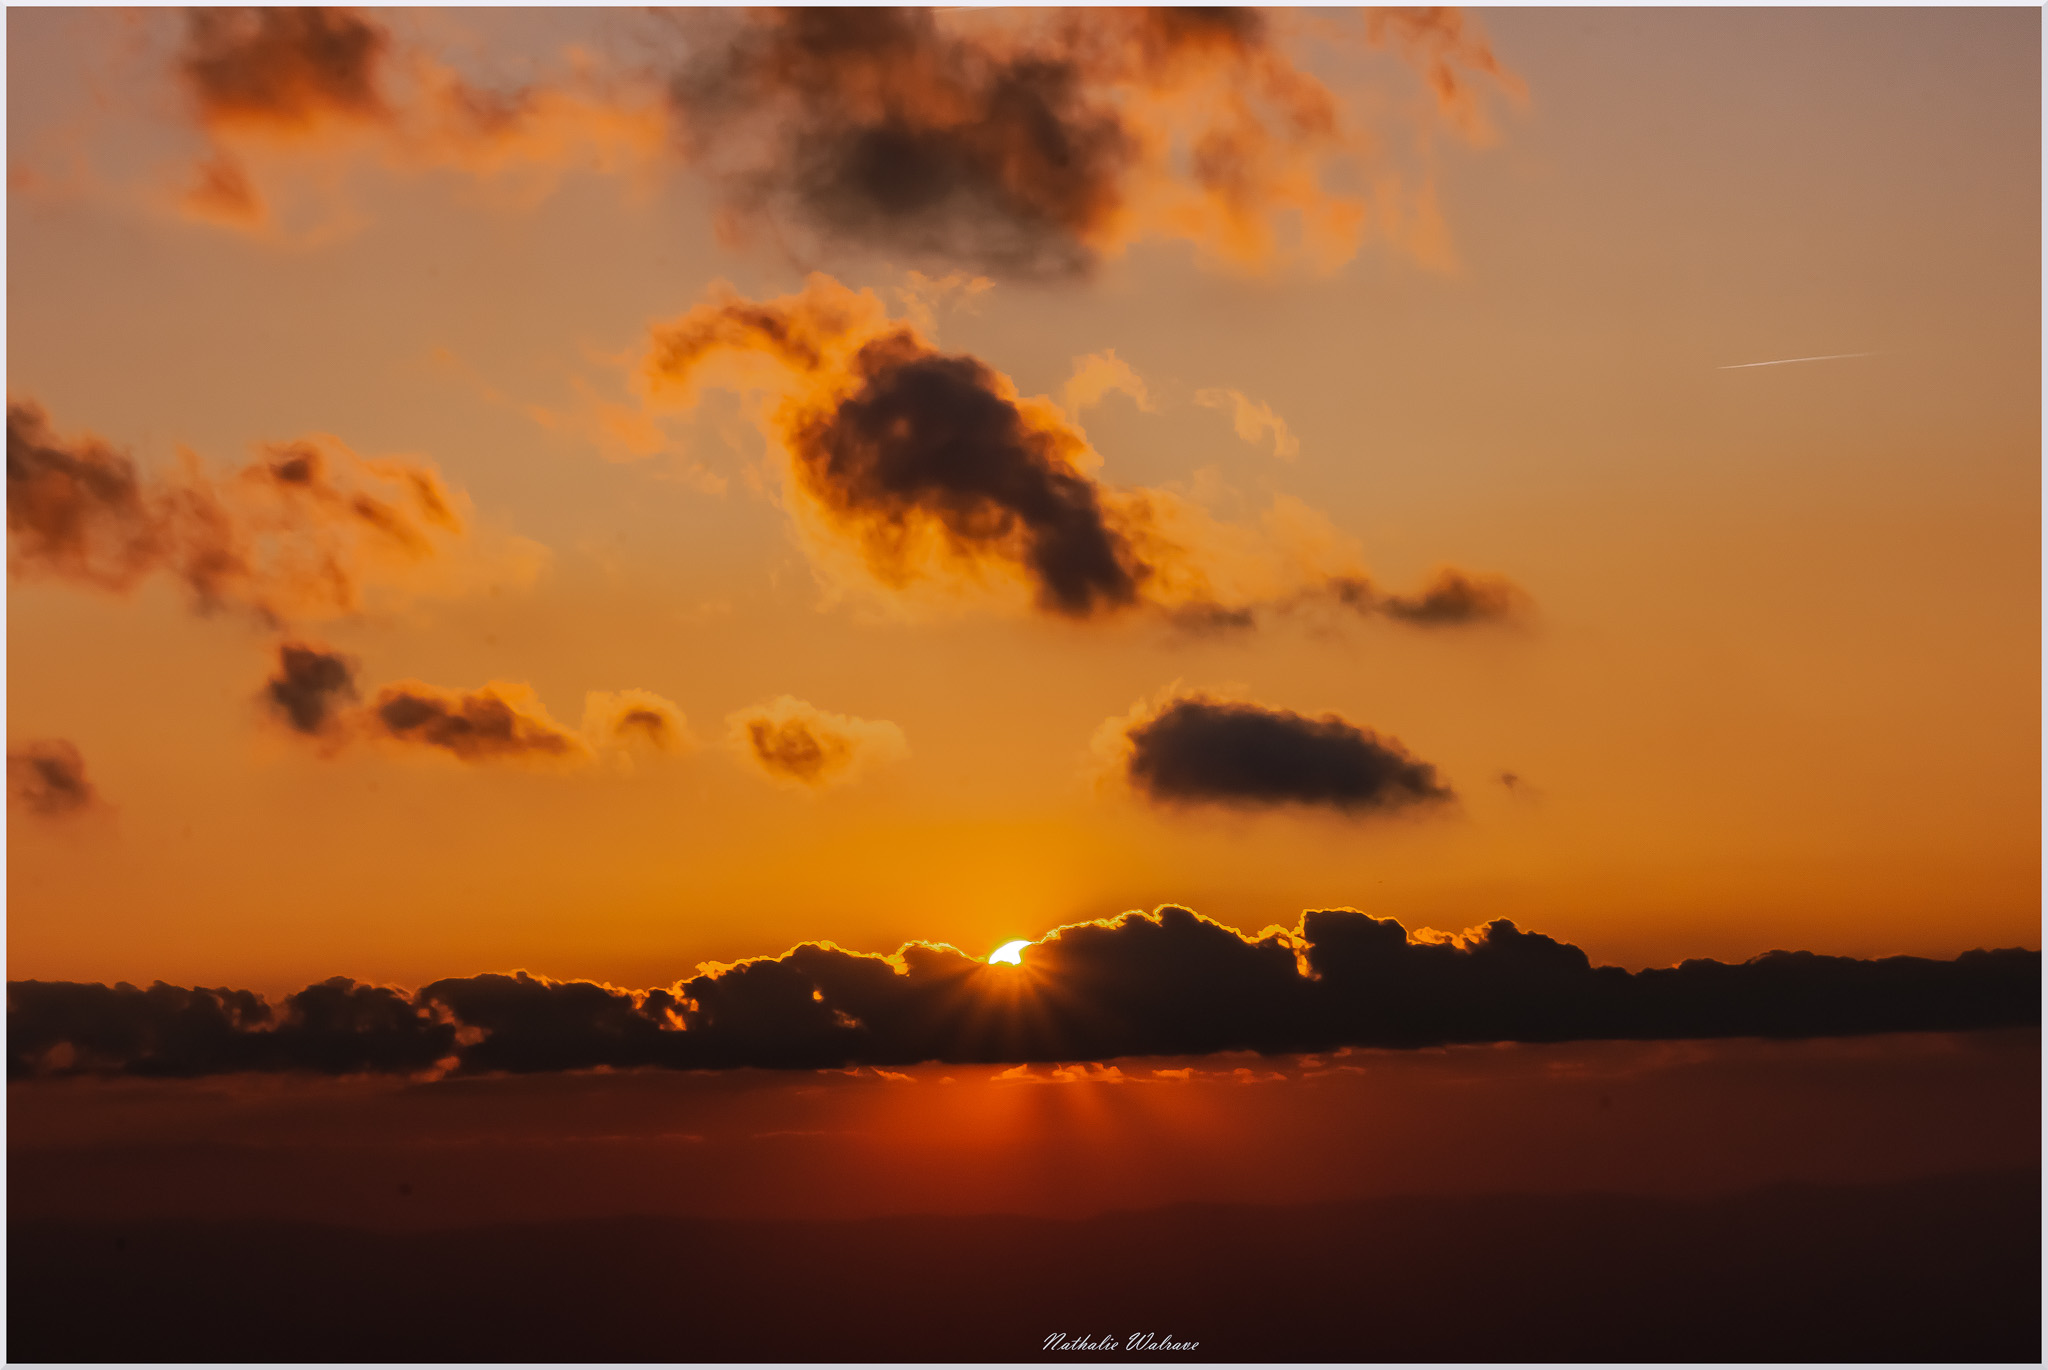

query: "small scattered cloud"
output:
1063 350 1156 416
6 740 101 818
264 641 360 738
585 689 693 756
728 695 907 789
1195 387 1298 460
1099 688 1453 815
7 398 538 627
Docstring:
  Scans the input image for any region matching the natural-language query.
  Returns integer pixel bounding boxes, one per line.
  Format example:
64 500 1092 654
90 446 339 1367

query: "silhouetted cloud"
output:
7 399 496 625
729 696 907 787
265 657 689 770
265 642 360 736
7 740 100 818
1103 691 1453 813
643 277 1528 627
365 681 590 764
1378 567 1526 626
668 7 1511 277
9 906 2037 1077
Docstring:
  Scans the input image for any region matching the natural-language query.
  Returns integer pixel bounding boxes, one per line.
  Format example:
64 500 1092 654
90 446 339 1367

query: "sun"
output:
988 939 1032 965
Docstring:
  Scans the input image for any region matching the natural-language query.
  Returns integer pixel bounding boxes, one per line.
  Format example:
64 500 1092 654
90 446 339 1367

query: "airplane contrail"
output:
1717 352 1874 370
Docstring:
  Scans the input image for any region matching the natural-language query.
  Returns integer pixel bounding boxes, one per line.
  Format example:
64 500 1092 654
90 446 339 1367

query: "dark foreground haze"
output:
10 1029 2039 1360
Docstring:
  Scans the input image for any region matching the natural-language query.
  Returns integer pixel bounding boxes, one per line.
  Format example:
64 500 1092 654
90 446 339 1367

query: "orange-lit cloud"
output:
585 689 693 756
6 740 101 819
171 7 668 234
1097 688 1454 814
729 695 907 788
9 904 2038 1077
259 643 687 770
364 680 591 765
640 275 1524 626
7 399 531 626
1195 386 1298 459
668 7 1513 277
1063 349 1156 415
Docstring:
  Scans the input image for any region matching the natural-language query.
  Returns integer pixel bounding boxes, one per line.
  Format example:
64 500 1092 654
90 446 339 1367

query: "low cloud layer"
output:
642 275 1524 626
669 7 1512 277
729 696 907 788
6 400 508 625
1104 692 1453 813
7 740 100 818
9 906 2037 1078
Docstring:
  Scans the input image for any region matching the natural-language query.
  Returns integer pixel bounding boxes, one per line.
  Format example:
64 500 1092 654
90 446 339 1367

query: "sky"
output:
6 5 2039 1005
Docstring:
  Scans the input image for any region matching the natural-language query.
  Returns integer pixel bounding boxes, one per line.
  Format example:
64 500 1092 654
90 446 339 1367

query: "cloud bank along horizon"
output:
9 904 2037 1080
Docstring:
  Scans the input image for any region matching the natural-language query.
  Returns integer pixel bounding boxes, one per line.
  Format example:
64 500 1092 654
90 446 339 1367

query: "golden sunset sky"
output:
7 6 2038 997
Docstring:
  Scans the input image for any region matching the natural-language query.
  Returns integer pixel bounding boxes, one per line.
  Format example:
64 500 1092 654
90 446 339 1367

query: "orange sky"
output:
7 7 2039 996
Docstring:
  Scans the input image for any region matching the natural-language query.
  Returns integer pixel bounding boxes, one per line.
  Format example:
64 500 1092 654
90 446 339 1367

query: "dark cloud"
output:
367 681 589 764
11 907 2038 1078
1111 692 1453 813
796 336 1144 617
6 740 100 818
1378 568 1526 626
265 642 360 736
180 7 392 132
670 7 1374 278
7 399 469 625
646 281 1529 628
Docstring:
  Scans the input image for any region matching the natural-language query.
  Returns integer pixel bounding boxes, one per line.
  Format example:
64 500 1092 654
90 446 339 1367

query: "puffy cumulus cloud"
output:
729 696 907 788
584 689 693 756
171 7 668 235
1100 690 1453 814
365 680 592 766
264 641 360 737
1195 387 1298 460
7 740 101 818
263 649 688 771
7 399 531 626
10 906 2039 1078
668 7 1513 278
641 276 1525 628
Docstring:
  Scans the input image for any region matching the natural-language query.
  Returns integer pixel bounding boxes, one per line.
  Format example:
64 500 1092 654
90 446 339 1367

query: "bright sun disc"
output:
989 940 1031 965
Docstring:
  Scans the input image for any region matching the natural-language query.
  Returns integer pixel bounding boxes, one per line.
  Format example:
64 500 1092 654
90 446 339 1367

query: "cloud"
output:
170 8 669 235
10 906 2038 1077
1194 387 1298 460
365 680 592 765
7 399 525 626
585 689 693 755
1063 350 1156 415
729 696 907 788
641 276 1527 629
264 641 360 736
1377 568 1527 626
667 7 1512 278
181 7 392 133
1101 690 1453 814
7 740 101 818
263 652 689 770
